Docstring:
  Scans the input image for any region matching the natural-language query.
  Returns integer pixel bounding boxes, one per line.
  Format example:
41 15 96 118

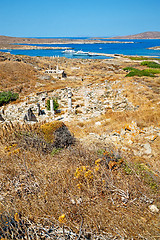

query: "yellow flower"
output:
95 166 99 171
58 214 66 223
12 144 17 147
14 213 20 222
74 168 81 178
95 159 101 165
82 166 87 171
84 170 93 179
76 183 82 189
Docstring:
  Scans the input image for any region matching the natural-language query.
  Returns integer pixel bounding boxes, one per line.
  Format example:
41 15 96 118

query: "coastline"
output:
148 46 160 50
0 45 72 50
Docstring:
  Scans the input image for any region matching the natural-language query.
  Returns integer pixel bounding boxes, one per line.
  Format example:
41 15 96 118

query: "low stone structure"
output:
24 108 38 122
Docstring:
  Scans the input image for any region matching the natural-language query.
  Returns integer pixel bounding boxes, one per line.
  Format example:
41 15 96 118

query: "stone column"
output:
50 99 55 116
37 103 41 116
84 90 90 114
68 88 72 111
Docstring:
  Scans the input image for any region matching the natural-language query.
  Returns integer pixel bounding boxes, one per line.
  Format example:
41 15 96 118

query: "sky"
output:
0 0 160 37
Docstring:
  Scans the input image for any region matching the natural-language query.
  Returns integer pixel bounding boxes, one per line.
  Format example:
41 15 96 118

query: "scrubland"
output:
0 52 159 239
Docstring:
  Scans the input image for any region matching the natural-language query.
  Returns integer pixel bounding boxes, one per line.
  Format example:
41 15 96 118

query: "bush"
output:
141 61 160 68
123 67 136 71
46 98 59 111
0 91 19 106
124 67 159 77
126 69 155 77
12 121 75 153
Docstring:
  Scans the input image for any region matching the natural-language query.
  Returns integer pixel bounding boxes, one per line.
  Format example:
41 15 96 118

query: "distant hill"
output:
110 31 160 39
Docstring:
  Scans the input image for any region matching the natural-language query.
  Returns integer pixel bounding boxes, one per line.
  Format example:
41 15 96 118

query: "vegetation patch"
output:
0 121 75 154
128 56 160 61
141 61 160 68
46 97 59 111
0 91 19 106
123 67 160 77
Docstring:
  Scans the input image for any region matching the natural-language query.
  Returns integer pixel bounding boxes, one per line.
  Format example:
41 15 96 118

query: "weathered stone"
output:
50 99 55 116
0 114 5 121
148 205 159 213
24 108 38 122
37 103 41 116
143 143 152 154
68 88 72 110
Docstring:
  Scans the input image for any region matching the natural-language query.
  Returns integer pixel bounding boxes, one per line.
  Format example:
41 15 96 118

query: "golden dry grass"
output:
0 121 159 239
0 53 160 239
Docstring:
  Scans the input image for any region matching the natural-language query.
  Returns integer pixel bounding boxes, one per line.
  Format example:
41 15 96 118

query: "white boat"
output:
73 50 89 56
88 52 99 56
62 49 75 54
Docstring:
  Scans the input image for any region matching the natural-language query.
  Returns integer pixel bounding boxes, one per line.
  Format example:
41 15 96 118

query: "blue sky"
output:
0 0 160 37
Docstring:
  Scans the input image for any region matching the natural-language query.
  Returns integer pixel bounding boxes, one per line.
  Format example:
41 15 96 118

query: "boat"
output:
73 50 89 56
88 52 99 56
62 49 75 54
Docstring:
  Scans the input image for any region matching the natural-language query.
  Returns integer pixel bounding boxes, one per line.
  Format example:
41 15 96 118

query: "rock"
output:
24 108 38 122
120 128 126 136
145 135 158 141
95 121 101 126
0 114 5 121
148 205 159 213
143 143 152 154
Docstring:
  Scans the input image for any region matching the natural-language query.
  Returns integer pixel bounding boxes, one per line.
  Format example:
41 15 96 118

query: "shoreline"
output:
148 46 160 50
0 46 72 50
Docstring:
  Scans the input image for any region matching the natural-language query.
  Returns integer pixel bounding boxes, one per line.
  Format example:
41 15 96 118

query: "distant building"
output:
45 65 66 78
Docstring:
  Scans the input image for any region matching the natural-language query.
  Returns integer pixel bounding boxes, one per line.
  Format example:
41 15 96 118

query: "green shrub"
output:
141 61 160 68
124 67 160 77
123 67 136 71
126 69 155 77
46 98 59 111
0 91 19 106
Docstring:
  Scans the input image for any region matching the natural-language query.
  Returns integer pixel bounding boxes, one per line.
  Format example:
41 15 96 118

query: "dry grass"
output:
0 53 160 239
0 122 159 239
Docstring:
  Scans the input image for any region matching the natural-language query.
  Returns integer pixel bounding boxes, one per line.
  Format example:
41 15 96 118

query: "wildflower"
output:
84 170 93 179
74 168 81 178
58 214 66 223
8 152 11 156
95 165 99 172
95 158 101 165
14 213 20 222
82 166 87 171
13 148 20 154
76 183 82 189
12 144 17 147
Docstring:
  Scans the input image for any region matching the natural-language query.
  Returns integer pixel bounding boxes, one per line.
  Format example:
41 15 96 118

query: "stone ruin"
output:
0 79 136 124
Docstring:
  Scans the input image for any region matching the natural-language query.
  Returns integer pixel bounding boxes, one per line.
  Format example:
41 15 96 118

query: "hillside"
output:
110 31 160 39
0 52 160 239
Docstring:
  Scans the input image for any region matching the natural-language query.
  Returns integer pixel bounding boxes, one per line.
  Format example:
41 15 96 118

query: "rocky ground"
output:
0 51 159 239
0 52 160 172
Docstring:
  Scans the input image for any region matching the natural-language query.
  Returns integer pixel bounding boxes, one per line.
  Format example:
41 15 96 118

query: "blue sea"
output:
1 39 160 59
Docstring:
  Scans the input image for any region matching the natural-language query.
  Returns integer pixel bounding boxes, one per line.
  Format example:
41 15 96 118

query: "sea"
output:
1 38 160 59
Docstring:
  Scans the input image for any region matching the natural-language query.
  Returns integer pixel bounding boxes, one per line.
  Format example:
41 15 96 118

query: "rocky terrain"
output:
108 31 160 39
0 35 133 49
0 51 159 239
148 46 160 50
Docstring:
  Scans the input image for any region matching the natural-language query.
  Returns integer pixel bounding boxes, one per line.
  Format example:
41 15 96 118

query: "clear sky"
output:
0 0 160 37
